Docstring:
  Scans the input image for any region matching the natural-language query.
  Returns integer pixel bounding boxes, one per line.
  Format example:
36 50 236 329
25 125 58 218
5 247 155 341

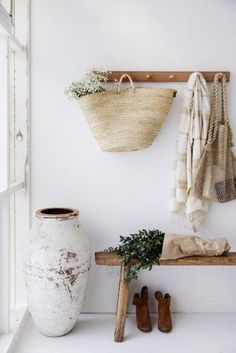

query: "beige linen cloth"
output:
170 72 210 231
161 234 231 260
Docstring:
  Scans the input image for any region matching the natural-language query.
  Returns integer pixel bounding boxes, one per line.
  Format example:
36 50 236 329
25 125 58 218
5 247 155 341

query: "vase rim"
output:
36 207 79 220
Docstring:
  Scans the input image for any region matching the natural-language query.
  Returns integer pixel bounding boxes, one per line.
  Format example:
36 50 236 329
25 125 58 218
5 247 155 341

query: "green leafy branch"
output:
105 229 165 282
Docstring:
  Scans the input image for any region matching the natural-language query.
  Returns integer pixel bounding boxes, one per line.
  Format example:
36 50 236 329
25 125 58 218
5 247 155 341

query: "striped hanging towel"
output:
170 72 210 231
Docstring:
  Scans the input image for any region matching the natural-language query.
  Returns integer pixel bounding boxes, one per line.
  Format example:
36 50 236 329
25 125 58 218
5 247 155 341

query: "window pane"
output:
0 36 8 193
10 193 16 308
0 196 10 333
8 43 27 186
9 47 16 186
14 189 29 305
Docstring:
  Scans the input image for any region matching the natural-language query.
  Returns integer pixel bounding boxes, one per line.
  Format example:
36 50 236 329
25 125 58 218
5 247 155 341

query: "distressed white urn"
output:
24 208 90 337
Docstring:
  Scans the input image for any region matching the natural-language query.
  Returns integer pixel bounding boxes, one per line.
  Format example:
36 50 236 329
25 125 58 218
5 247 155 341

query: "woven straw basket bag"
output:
79 74 176 152
194 73 236 203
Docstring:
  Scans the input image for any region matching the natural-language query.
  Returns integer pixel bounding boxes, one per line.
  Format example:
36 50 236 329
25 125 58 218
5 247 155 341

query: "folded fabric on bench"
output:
160 234 231 260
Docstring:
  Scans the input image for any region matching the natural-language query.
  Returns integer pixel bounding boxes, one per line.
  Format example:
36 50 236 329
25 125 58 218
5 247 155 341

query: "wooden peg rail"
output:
107 71 230 83
95 251 236 342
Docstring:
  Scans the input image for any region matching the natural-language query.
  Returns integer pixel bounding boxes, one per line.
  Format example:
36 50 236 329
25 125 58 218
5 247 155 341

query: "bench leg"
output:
114 264 129 342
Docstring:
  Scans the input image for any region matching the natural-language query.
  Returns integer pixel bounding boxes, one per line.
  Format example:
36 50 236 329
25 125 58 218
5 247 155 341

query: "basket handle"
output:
117 74 136 94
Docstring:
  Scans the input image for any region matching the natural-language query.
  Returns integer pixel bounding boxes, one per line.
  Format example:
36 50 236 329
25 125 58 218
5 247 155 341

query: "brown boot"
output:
155 291 172 332
133 286 152 332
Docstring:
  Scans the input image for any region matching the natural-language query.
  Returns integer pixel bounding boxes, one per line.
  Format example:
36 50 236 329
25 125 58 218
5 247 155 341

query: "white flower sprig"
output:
65 69 109 99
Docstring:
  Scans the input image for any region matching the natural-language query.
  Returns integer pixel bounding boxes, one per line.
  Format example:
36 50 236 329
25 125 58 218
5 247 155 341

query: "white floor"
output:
13 313 236 353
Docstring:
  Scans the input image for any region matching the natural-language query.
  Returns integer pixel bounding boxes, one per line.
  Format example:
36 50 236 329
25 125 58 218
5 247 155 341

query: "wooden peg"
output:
169 74 175 79
145 74 151 79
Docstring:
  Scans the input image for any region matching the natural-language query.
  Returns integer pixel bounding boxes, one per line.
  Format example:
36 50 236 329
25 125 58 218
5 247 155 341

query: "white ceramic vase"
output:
24 208 90 337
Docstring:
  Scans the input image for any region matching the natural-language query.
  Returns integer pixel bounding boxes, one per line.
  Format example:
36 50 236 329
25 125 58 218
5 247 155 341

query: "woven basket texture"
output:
194 73 236 203
79 80 176 152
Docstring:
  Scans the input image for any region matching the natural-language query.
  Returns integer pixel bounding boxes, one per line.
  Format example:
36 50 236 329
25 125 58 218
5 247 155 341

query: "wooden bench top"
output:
95 251 236 266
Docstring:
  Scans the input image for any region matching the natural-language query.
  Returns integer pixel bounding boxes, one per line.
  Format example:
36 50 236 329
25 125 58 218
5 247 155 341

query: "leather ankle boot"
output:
154 291 172 332
133 286 152 332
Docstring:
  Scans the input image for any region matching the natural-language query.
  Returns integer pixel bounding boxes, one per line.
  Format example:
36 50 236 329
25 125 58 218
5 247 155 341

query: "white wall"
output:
31 0 236 313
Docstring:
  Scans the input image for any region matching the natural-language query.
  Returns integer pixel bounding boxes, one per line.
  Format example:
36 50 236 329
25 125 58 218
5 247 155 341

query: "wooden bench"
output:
95 251 236 342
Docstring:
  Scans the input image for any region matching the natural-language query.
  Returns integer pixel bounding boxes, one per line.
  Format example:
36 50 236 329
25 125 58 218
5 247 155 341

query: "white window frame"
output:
0 2 13 34
0 0 30 345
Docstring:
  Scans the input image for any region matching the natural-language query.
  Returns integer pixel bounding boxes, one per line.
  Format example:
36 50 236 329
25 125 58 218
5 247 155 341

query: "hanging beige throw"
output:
79 74 177 152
